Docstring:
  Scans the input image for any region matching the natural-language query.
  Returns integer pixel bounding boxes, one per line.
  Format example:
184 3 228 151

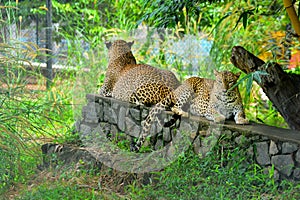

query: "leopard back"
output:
99 40 136 96
100 40 180 105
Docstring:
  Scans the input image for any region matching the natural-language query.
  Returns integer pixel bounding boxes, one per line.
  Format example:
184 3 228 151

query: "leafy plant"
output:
138 0 225 33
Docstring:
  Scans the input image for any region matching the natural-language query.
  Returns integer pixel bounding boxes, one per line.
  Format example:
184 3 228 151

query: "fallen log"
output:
230 46 300 130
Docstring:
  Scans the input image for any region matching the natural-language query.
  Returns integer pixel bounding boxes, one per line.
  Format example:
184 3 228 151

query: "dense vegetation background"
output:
0 0 300 199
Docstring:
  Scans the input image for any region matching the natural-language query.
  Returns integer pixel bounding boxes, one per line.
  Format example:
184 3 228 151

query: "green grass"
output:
128 148 300 199
16 184 104 200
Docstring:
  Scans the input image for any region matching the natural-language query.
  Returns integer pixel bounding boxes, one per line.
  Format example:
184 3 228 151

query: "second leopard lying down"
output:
131 70 249 152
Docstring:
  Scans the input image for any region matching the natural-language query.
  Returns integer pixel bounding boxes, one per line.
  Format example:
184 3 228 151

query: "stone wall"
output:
76 94 300 181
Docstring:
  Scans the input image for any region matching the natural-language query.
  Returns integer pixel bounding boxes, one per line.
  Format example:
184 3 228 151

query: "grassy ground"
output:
3 145 300 200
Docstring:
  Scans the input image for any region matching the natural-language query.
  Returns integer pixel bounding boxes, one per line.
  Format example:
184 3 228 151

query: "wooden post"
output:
46 0 53 88
36 14 39 47
283 0 300 40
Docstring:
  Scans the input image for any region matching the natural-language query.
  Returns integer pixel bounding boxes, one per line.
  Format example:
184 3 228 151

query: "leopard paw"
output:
213 115 226 123
236 118 249 125
171 107 188 117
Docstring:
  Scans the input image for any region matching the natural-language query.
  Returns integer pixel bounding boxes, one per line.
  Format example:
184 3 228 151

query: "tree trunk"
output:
230 46 300 130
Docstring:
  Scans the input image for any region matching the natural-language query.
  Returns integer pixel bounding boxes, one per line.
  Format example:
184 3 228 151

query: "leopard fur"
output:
99 40 180 105
131 70 249 152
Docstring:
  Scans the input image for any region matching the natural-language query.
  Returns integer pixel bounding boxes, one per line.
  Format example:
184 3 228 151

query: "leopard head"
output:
105 40 134 62
213 70 241 91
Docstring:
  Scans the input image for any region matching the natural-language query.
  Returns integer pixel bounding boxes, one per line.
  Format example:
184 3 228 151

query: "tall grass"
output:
0 2 75 194
0 40 77 194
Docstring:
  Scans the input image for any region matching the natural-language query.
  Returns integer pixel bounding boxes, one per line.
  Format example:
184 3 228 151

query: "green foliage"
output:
128 146 300 199
51 0 145 44
210 1 288 70
138 0 224 32
229 70 269 102
16 183 106 200
0 39 74 195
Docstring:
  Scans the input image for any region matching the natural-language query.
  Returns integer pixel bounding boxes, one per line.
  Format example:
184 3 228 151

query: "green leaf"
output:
209 11 232 35
246 73 253 96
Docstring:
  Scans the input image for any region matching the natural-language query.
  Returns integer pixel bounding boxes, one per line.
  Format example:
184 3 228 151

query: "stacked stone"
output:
254 140 300 180
76 93 300 181
76 94 176 149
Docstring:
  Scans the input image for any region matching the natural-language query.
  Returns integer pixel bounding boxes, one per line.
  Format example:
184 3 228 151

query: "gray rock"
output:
155 119 163 135
282 142 298 154
104 107 118 124
112 102 119 110
79 123 92 137
110 125 119 139
190 121 199 133
247 145 254 159
99 122 110 135
293 168 300 180
125 117 141 138
85 112 99 124
296 150 300 164
255 142 271 166
263 166 280 181
193 136 201 154
271 154 294 177
179 120 196 136
261 136 269 141
74 120 81 132
110 108 118 124
163 127 171 142
149 121 158 136
86 93 96 102
103 102 110 122
84 102 102 114
251 136 261 142
117 106 127 131
154 139 164 150
129 108 141 121
269 140 279 155
82 104 101 121
235 134 249 145
142 109 149 119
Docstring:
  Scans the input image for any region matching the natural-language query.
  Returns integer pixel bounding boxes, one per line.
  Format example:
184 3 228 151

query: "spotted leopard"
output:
131 70 249 151
99 40 180 105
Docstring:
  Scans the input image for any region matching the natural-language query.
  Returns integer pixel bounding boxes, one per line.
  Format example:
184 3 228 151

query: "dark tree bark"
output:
230 46 300 130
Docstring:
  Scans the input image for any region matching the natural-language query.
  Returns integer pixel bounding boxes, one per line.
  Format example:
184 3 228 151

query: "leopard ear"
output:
105 41 112 49
213 69 219 76
127 41 134 48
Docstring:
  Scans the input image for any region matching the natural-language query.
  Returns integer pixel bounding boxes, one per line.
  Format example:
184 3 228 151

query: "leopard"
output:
99 39 180 107
131 70 249 152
